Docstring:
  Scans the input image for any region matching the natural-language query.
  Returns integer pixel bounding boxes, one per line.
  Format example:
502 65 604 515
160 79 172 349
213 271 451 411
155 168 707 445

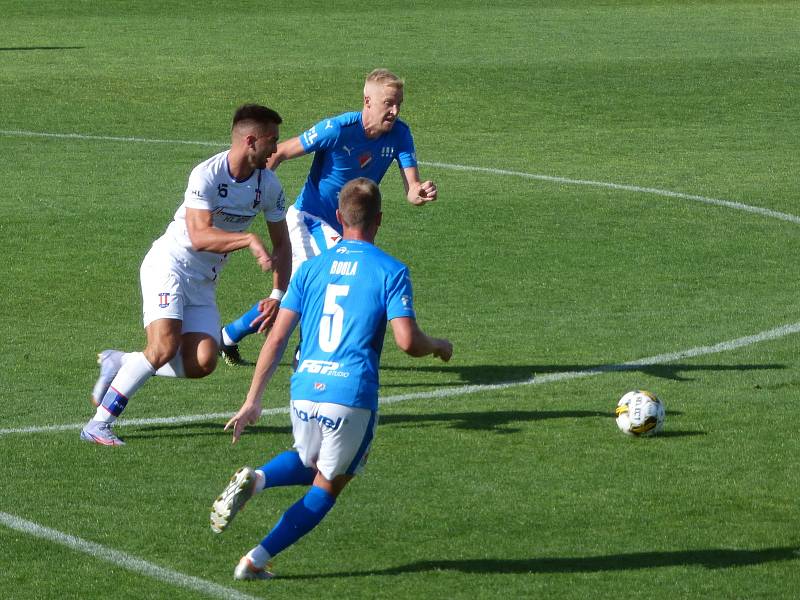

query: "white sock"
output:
221 328 235 346
93 352 156 423
247 544 272 569
155 352 185 378
254 469 266 493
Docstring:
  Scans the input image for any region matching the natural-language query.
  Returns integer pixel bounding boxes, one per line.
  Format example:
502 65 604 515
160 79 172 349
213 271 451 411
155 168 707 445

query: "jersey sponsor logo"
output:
211 207 253 224
297 359 350 378
358 152 372 169
302 127 319 146
330 260 358 276
314 382 326 391
401 294 412 307
158 292 171 308
292 405 344 431
336 246 349 254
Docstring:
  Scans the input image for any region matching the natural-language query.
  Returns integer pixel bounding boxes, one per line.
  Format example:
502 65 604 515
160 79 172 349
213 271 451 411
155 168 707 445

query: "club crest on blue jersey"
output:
158 292 171 308
358 152 372 169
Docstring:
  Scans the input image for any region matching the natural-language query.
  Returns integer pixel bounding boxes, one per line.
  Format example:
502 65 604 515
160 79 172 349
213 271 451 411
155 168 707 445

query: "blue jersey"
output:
295 111 418 234
282 239 417 410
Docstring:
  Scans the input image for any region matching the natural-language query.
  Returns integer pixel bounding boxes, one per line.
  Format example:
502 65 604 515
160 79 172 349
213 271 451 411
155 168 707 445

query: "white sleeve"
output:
262 175 288 223
183 164 216 211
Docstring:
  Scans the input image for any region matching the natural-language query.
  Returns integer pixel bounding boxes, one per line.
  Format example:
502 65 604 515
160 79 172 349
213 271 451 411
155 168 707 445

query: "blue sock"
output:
222 302 261 344
259 451 316 488
260 486 336 558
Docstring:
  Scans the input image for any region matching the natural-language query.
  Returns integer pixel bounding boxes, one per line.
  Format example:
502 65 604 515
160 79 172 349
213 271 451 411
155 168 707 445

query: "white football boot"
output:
233 556 274 581
91 350 124 406
210 467 257 533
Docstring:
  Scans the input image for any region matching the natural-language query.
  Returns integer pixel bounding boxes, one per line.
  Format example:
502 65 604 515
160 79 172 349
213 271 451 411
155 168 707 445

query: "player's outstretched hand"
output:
224 401 262 444
432 338 453 362
250 298 280 334
414 180 438 205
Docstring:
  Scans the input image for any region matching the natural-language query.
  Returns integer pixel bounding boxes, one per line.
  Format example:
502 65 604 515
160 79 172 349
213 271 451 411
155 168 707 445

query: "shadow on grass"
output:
381 363 784 386
380 410 696 435
281 547 800 579
0 46 85 51
123 409 699 437
124 422 289 440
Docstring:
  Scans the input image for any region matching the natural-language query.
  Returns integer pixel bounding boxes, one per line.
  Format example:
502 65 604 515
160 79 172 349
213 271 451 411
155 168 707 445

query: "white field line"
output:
0 512 258 600
2 128 799 225
2 321 799 438
0 129 225 147
420 161 800 226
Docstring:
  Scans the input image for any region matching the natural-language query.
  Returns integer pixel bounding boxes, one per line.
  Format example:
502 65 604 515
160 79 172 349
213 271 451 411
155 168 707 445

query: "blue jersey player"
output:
219 68 439 365
210 178 452 581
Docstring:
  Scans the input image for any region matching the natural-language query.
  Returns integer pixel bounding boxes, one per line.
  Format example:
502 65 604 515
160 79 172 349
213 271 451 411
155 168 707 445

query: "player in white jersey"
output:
80 104 291 446
209 178 452 580
218 69 439 365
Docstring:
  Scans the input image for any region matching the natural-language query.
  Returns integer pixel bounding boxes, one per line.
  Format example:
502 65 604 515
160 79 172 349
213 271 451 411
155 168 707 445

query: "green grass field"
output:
2 1 800 598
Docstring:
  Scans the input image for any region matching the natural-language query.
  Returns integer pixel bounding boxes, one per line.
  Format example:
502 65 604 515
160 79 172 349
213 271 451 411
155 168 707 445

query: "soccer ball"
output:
615 390 665 436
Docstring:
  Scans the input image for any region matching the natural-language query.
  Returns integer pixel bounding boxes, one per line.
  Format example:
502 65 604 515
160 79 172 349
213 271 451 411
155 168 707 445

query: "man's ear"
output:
336 208 344 226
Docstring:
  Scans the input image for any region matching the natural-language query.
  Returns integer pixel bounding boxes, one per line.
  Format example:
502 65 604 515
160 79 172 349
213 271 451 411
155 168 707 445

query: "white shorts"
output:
140 247 220 338
290 400 377 481
286 205 342 276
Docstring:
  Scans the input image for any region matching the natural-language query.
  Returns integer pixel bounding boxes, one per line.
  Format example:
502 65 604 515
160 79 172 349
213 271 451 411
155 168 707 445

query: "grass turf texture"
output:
1 1 800 598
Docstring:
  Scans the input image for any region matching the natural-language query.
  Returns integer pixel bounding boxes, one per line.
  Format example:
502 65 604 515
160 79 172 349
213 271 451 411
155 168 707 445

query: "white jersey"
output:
151 150 287 281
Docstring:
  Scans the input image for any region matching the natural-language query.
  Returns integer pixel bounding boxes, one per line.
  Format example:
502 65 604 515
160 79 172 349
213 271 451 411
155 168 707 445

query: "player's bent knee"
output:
180 333 218 378
313 472 352 498
184 353 217 378
143 342 181 370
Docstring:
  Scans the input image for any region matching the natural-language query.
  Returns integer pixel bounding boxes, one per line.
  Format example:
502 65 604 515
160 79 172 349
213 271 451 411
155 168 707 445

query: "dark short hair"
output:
232 104 282 131
339 178 381 229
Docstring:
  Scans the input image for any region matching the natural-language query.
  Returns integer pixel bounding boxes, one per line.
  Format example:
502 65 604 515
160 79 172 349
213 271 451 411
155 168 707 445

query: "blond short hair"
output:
364 68 404 94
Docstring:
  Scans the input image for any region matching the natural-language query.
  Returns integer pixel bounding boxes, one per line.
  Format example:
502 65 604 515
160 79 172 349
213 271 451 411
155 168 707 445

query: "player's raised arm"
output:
400 165 438 206
266 136 307 171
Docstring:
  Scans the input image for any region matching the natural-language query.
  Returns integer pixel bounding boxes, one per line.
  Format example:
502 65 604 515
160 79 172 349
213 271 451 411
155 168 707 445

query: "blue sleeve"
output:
396 126 417 169
386 266 416 321
299 116 341 153
281 264 306 315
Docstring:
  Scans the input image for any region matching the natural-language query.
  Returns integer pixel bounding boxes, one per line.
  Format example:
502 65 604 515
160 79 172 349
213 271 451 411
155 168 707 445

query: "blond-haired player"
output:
219 69 438 365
